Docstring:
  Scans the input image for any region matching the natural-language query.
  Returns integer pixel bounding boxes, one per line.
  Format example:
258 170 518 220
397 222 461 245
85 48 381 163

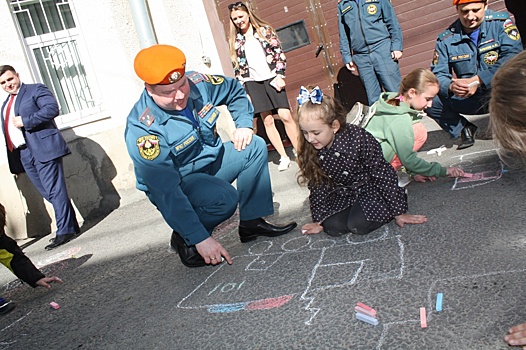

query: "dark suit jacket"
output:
1 83 70 174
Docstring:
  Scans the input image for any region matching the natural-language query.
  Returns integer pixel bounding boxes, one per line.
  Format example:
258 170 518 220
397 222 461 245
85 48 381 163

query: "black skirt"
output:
244 77 290 114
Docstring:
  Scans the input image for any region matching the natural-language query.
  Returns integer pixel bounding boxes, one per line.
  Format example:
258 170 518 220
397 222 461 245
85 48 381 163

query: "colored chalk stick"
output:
50 302 60 310
356 302 376 316
356 312 379 326
355 306 377 318
462 173 473 178
436 293 443 312
420 307 427 328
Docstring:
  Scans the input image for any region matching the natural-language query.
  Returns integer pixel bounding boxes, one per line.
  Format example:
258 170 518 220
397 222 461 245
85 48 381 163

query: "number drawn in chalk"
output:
177 227 405 325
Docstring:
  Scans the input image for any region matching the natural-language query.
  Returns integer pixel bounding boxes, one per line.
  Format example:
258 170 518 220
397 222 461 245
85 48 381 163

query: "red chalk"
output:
356 302 376 316
420 307 427 328
50 302 60 310
355 306 377 318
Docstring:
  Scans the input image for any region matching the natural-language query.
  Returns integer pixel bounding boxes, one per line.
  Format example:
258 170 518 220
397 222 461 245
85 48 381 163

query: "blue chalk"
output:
436 293 443 312
208 302 246 313
356 312 379 326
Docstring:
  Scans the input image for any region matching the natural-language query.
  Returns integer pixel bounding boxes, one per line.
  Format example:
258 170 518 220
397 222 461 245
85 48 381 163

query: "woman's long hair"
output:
490 51 526 164
228 2 274 71
296 91 347 187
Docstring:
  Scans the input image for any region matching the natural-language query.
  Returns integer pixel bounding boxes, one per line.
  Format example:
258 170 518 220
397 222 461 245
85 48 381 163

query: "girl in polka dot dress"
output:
296 86 427 236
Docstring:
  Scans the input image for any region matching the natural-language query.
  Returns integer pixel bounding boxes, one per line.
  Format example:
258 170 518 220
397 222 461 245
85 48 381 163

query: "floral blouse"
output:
309 124 408 224
233 26 286 79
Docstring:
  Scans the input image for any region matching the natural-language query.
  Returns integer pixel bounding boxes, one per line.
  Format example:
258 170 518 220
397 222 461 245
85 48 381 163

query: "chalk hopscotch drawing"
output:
177 227 406 325
450 149 504 190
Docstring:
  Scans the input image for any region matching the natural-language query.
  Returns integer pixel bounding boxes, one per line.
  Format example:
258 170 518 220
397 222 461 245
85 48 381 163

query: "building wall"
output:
0 0 226 240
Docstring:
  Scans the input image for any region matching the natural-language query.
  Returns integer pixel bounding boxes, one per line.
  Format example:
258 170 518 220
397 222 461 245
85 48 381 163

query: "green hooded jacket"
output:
364 92 447 177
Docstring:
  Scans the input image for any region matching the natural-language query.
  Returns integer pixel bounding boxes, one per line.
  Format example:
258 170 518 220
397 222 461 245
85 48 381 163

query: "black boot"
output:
458 123 478 150
170 231 207 267
238 218 297 243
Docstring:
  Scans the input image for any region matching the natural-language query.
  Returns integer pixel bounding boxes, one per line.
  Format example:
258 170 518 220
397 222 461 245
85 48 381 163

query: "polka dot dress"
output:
309 124 408 223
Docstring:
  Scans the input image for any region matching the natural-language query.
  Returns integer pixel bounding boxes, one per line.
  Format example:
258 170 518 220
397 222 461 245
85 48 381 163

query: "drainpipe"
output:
128 0 157 48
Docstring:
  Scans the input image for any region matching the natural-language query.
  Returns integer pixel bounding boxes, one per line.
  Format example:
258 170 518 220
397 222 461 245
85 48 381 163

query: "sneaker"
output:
397 168 412 188
0 298 16 316
278 157 291 171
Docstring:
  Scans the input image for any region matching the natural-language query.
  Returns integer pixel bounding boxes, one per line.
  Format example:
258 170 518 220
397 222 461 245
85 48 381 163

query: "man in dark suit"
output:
0 65 79 250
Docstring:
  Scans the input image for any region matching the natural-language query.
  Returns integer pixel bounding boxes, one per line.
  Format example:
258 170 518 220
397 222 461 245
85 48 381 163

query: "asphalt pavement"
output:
1 115 525 350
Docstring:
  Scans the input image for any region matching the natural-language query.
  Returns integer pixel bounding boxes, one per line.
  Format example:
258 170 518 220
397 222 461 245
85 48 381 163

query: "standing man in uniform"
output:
338 0 404 105
0 65 80 250
125 45 296 268
427 0 523 150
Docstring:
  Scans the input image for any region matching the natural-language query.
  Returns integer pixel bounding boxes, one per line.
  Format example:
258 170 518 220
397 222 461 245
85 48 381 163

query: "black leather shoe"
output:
238 218 297 243
457 123 478 150
170 231 207 268
45 233 76 250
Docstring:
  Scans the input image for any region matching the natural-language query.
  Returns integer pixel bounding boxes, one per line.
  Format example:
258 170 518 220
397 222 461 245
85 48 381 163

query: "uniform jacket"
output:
124 72 254 245
0 233 45 288
365 92 447 177
338 0 403 64
233 26 286 80
431 10 523 98
1 83 70 174
309 123 408 224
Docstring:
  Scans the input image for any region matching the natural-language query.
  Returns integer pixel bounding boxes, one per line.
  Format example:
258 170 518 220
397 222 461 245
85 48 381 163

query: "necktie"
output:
4 94 16 152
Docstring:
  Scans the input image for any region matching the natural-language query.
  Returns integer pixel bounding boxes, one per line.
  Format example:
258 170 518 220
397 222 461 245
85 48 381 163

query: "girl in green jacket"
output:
364 68 464 183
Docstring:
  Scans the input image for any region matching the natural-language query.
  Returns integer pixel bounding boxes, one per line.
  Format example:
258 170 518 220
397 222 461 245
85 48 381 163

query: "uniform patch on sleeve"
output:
205 74 224 85
504 25 521 41
432 50 439 65
136 135 160 160
483 51 499 65
138 107 155 127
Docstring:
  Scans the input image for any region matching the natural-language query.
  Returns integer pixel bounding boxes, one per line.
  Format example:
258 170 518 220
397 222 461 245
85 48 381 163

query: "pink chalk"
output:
420 307 427 328
462 173 473 178
355 306 377 318
49 302 60 310
356 302 376 316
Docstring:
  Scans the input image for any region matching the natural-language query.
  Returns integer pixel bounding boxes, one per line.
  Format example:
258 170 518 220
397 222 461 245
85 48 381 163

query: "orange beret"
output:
453 0 487 5
134 44 186 85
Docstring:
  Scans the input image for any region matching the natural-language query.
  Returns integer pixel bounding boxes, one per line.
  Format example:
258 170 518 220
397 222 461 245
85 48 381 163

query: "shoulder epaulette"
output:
438 29 453 41
485 12 509 21
186 71 206 84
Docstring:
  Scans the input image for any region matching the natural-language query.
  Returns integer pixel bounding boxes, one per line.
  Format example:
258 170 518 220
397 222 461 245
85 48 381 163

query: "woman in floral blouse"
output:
295 86 427 236
228 1 299 171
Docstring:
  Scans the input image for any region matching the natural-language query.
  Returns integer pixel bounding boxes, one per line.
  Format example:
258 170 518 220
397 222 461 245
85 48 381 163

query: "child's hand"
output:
446 167 464 178
413 174 437 183
36 276 63 289
395 214 428 228
504 322 526 347
301 223 323 235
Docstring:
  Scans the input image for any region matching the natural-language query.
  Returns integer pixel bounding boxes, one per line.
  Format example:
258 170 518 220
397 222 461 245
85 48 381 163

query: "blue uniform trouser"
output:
180 136 274 234
426 92 488 138
353 40 401 105
19 148 79 236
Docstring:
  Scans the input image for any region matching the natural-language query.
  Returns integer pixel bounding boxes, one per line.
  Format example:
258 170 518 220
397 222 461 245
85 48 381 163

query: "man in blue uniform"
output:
125 45 296 268
427 0 523 150
338 0 404 105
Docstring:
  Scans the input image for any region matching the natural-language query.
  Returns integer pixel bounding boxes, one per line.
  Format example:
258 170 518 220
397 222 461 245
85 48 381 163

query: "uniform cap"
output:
134 44 186 85
453 0 487 5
